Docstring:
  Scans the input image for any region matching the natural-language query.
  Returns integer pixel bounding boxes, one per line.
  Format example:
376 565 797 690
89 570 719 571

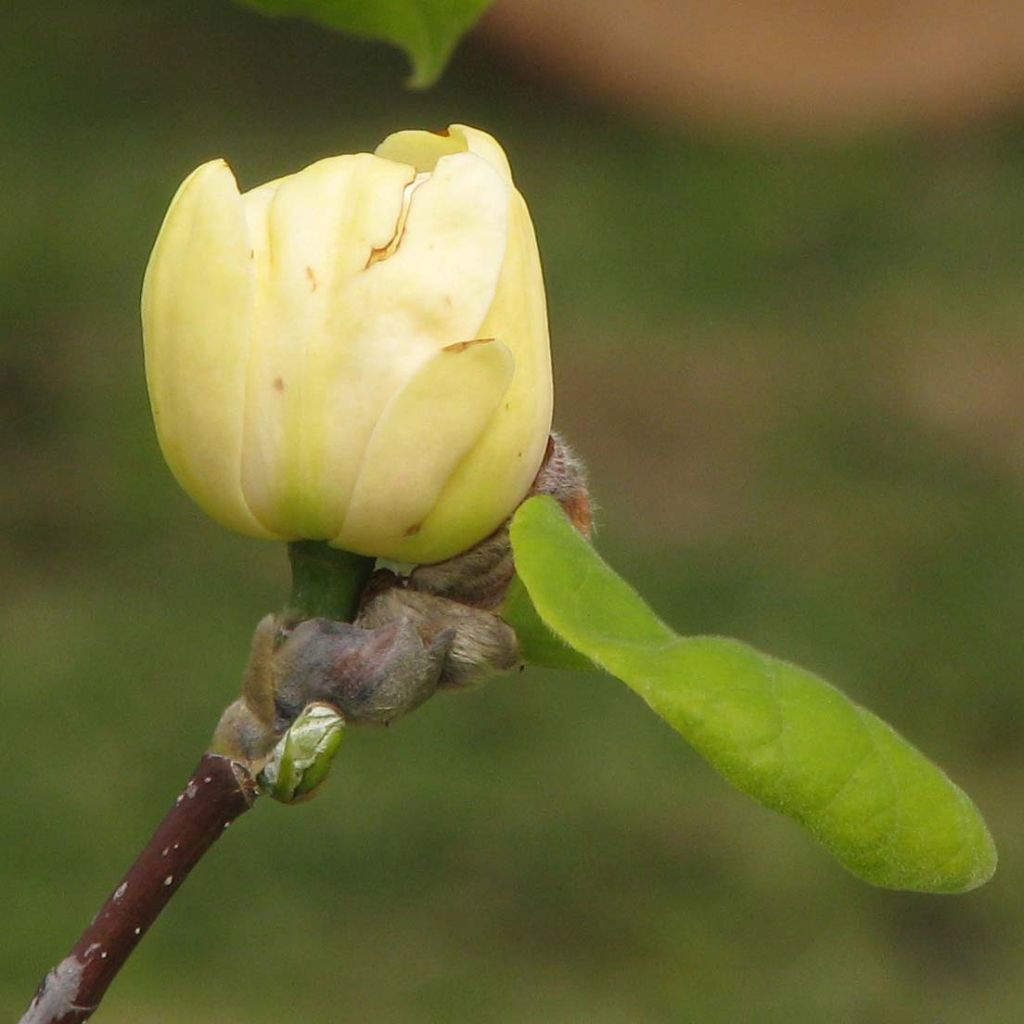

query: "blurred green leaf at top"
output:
234 0 493 87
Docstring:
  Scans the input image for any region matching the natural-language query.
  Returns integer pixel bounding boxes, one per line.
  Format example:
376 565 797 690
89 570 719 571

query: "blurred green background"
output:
4 1 1024 1021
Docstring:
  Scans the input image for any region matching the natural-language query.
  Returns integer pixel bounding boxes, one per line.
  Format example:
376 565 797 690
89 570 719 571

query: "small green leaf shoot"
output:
259 702 346 803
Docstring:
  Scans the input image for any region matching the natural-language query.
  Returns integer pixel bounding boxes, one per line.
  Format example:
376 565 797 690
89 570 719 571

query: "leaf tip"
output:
403 56 441 90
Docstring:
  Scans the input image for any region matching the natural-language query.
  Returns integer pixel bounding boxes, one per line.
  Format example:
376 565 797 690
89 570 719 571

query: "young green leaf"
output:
234 0 493 87
502 575 595 671
509 496 997 893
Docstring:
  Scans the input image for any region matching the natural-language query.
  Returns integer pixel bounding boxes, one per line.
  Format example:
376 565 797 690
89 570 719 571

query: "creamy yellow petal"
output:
375 128 464 172
334 339 515 560
252 150 504 541
237 154 415 539
400 189 553 564
341 152 509 364
141 159 273 537
449 124 513 182
375 123 512 182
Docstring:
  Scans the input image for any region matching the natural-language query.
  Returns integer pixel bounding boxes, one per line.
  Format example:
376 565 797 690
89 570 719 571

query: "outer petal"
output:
335 339 515 560
341 151 508 361
399 192 553 564
141 160 272 537
237 154 415 539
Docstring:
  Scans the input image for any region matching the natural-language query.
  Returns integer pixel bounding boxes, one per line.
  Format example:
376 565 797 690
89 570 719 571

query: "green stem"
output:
284 541 375 624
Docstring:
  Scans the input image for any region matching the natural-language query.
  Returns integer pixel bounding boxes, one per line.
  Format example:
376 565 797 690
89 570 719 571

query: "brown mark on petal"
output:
404 523 423 537
443 338 494 354
305 266 317 291
365 170 419 269
272 377 285 393
432 127 451 137
365 243 392 268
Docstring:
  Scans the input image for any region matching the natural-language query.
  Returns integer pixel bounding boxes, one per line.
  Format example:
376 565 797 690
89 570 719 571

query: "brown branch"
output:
19 753 259 1024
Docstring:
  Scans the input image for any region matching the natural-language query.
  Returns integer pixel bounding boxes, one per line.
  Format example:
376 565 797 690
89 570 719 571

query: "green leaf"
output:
509 496 997 893
502 575 595 671
234 0 493 87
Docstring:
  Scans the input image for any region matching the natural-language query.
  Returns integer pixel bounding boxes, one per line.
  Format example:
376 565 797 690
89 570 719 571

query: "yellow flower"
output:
142 125 552 564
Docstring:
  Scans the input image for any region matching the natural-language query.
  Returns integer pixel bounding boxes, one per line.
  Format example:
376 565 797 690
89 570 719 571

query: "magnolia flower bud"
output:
142 125 552 564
